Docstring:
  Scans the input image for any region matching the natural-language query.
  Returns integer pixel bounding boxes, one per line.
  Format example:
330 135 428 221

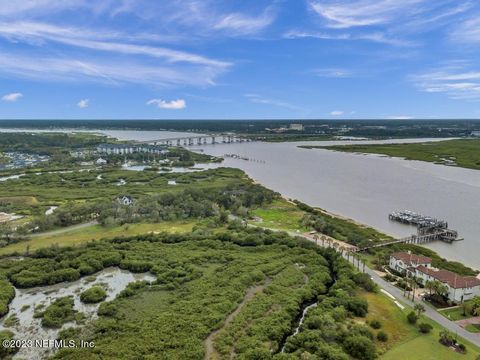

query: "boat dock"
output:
389 210 448 229
357 210 461 252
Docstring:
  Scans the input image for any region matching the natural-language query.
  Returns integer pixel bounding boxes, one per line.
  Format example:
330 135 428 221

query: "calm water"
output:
2 128 478 269
188 139 480 270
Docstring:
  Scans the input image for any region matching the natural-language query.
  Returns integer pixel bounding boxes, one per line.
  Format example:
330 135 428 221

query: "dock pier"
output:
357 210 461 252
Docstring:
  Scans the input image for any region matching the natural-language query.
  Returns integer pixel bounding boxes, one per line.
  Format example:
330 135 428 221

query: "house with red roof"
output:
389 251 432 275
412 266 480 303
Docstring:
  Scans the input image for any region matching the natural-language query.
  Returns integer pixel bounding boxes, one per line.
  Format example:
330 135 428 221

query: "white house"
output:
413 266 480 303
168 180 177 186
96 158 107 166
117 195 134 206
389 252 432 274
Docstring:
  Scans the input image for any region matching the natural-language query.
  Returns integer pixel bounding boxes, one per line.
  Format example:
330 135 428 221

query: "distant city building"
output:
289 123 304 131
471 131 480 137
97 144 168 155
117 195 134 206
96 158 107 166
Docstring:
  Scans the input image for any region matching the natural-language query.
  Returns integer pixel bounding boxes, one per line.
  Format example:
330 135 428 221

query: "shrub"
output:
98 302 118 317
458 344 466 353
0 330 18 358
418 323 433 334
369 319 382 329
0 280 15 317
80 286 107 304
377 331 388 342
353 273 377 292
343 335 377 360
383 274 396 282
40 297 77 328
345 297 369 317
407 311 418 325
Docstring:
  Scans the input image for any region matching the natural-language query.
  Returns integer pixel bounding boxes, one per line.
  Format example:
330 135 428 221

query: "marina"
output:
389 210 460 242
389 210 449 230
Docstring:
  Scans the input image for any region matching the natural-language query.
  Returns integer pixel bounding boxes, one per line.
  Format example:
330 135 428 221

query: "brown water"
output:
190 139 480 270
2 128 478 268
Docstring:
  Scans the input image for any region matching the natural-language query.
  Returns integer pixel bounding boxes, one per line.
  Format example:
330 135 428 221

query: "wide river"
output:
193 139 480 270
2 128 479 270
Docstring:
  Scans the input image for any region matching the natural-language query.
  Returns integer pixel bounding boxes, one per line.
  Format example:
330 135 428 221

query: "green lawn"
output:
251 199 307 232
439 305 473 321
0 221 195 255
359 291 480 360
466 324 480 333
304 139 480 170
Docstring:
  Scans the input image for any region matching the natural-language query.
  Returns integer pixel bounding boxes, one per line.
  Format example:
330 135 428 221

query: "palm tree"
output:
434 281 448 298
414 303 426 317
425 280 435 296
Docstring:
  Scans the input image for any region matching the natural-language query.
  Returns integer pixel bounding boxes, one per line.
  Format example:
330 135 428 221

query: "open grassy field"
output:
359 291 480 359
0 221 195 255
251 199 307 232
303 139 480 170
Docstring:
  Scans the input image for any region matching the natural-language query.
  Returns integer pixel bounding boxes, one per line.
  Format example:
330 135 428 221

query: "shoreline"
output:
222 164 480 273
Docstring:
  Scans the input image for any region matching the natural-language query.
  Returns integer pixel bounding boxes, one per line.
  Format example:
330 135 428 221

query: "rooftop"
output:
416 265 480 289
391 251 432 265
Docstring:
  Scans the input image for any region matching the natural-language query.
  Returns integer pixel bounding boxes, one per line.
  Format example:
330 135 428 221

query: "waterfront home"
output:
97 143 169 155
389 251 432 274
412 266 480 303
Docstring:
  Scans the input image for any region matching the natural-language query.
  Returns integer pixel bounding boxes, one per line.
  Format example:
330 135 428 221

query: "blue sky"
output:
1 0 480 119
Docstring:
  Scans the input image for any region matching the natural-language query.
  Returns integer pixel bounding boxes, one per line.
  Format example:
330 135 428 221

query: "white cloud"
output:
291 0 470 47
93 1 277 37
0 20 231 88
313 68 353 78
0 0 84 17
310 0 432 29
284 30 412 46
77 99 89 108
0 22 230 68
0 52 225 87
451 17 480 43
411 65 480 100
1 92 23 102
214 10 275 35
330 110 344 116
147 98 186 110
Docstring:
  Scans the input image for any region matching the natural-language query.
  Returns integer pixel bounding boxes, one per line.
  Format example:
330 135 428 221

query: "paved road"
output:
308 233 480 347
240 220 480 347
28 221 98 238
361 259 480 346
